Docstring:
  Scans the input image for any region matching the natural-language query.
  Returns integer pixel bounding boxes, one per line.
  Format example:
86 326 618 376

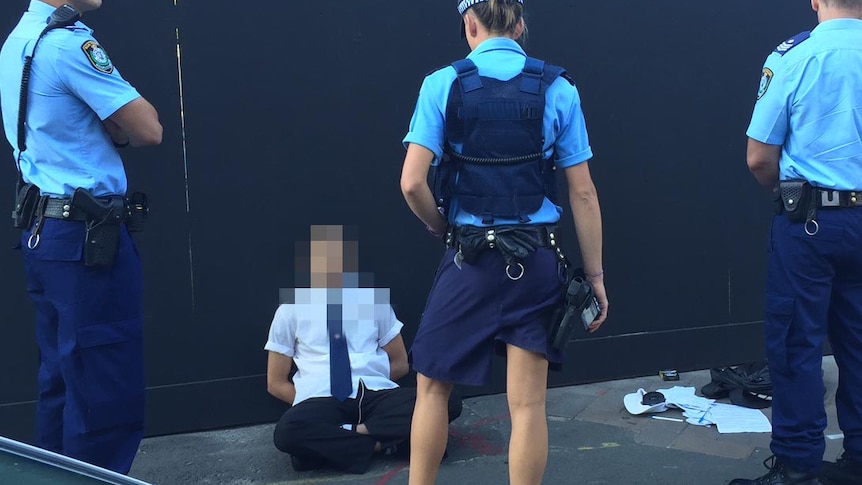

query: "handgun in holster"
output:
548 271 601 351
778 179 817 223
70 188 125 267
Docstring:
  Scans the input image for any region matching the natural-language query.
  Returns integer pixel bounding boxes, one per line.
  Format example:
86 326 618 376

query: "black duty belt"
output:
41 197 88 221
816 189 862 208
447 224 557 249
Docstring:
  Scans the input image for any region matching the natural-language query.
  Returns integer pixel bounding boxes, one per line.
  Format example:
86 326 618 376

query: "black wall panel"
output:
0 0 816 441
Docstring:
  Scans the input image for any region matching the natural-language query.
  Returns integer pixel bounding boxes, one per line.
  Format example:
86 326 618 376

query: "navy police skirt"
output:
411 246 565 386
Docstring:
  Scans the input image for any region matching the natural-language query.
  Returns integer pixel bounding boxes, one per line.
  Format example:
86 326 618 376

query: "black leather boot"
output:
820 455 862 485
730 456 823 485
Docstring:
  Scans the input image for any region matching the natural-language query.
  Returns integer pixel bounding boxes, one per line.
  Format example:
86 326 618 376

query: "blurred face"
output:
307 225 360 288
310 239 345 286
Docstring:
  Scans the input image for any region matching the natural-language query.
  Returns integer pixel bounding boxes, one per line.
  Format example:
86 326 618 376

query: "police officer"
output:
400 1 607 484
0 0 162 475
731 1 862 484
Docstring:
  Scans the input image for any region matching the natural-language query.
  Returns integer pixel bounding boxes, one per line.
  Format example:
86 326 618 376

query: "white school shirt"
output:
265 288 403 405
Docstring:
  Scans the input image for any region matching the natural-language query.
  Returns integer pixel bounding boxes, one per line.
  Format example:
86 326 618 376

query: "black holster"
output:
70 188 125 267
12 177 39 229
778 180 817 223
547 271 600 351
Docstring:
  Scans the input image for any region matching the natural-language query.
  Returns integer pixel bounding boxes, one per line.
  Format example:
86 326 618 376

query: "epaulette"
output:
560 72 576 86
773 31 810 56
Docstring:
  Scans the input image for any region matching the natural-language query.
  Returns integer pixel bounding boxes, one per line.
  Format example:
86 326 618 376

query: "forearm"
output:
402 183 447 234
749 163 779 189
390 361 409 382
746 139 782 189
569 190 604 277
103 119 129 146
108 98 163 147
267 380 297 405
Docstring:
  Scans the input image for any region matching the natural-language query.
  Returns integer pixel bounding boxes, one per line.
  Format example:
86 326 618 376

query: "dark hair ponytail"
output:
469 0 523 36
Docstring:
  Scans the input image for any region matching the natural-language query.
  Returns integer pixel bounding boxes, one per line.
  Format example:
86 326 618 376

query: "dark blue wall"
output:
0 0 815 441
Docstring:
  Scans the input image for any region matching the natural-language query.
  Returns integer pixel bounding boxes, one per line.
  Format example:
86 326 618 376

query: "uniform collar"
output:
813 18 862 33
28 0 59 18
27 0 90 33
467 37 526 59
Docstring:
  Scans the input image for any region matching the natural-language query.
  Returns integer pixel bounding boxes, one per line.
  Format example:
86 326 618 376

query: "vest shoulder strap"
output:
451 59 482 93
521 57 572 93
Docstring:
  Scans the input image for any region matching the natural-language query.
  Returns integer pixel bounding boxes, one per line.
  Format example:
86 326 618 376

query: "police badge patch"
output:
81 40 114 74
757 68 773 100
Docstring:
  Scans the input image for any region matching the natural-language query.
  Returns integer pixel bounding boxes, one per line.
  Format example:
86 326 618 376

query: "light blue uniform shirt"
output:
0 0 141 197
747 19 862 190
403 38 593 226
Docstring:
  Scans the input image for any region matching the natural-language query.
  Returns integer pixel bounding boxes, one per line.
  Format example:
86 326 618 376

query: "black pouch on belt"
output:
124 191 148 233
12 180 39 229
70 188 124 267
779 180 816 223
771 186 784 216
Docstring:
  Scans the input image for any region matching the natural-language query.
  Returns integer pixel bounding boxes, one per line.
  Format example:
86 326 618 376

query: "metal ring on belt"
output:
41 198 88 221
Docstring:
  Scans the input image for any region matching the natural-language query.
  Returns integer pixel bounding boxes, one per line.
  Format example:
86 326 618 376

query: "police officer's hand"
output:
586 276 608 332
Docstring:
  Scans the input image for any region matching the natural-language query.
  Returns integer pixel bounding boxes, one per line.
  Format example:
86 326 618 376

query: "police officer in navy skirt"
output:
731 1 862 484
400 1 608 484
0 0 162 474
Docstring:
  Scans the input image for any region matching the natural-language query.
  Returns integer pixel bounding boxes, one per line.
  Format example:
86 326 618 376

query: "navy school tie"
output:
327 304 353 401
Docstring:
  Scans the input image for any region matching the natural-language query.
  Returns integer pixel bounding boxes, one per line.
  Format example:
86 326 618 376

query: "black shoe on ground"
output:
820 456 862 485
290 454 325 472
729 456 823 485
381 442 410 459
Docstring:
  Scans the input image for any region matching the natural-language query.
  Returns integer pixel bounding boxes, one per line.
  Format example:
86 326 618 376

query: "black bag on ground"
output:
701 361 772 409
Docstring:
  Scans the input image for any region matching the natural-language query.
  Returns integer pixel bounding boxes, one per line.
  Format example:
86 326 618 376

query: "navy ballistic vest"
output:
441 57 566 224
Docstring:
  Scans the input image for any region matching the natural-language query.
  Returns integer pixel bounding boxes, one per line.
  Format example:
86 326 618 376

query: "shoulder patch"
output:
81 40 114 74
773 31 811 56
757 68 773 100
560 72 576 86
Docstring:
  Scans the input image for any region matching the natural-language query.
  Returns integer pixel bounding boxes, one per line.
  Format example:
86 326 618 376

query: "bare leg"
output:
506 344 549 485
408 373 453 485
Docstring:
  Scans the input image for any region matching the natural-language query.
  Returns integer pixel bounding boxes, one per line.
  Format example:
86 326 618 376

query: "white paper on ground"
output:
658 386 715 412
698 403 772 433
623 386 770 433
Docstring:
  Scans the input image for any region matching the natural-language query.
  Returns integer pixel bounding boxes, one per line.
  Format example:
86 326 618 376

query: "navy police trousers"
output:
20 218 145 474
765 208 862 473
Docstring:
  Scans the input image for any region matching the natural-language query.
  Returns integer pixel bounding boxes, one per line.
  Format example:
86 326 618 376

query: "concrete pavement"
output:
129 357 845 485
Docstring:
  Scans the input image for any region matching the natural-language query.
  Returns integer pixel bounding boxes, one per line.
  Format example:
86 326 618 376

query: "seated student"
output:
265 225 461 474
